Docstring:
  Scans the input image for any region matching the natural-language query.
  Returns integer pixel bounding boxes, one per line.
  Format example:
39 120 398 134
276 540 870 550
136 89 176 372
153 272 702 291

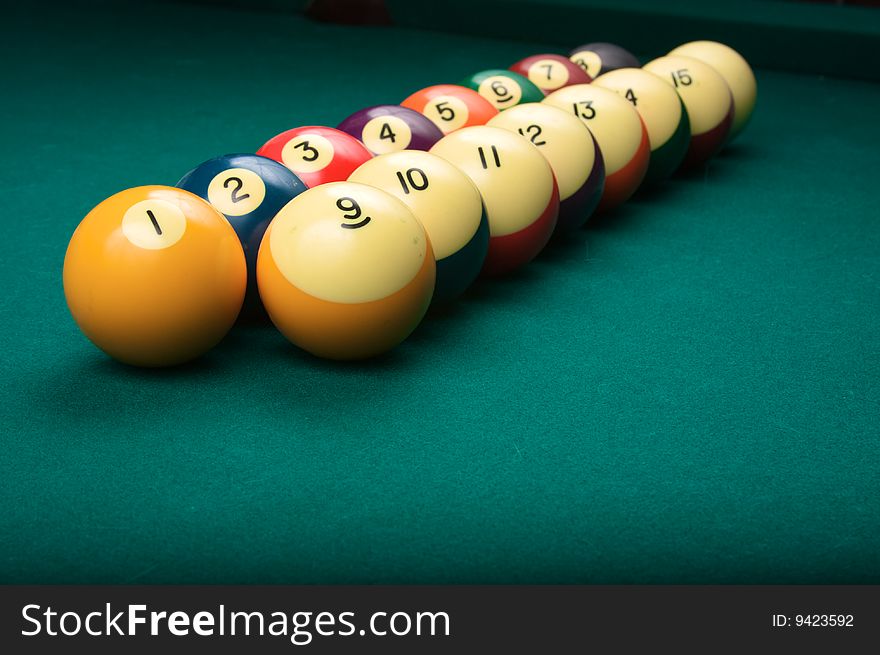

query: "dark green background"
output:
1 0 878 583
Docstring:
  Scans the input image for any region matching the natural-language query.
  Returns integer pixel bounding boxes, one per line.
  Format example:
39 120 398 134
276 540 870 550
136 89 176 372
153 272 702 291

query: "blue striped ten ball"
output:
349 151 488 304
256 182 436 360
430 126 559 276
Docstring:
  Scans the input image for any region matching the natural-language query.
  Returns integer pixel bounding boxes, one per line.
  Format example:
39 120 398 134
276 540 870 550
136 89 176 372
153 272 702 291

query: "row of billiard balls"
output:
63 41 757 366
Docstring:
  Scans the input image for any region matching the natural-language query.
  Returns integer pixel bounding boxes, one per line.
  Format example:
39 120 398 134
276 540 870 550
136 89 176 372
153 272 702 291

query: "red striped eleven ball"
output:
542 84 649 212
257 125 372 187
642 56 733 168
256 182 435 360
430 126 559 276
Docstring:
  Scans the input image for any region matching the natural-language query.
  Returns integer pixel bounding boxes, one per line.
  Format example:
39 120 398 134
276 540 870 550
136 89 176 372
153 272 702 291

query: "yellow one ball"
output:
669 40 756 139
63 186 247 367
256 182 436 360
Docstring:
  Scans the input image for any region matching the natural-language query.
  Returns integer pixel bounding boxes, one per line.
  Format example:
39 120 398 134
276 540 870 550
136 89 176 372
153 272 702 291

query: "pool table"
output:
1 0 878 585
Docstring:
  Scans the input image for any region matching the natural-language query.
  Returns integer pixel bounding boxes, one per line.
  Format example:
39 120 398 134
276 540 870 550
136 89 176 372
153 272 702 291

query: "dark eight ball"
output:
569 42 640 78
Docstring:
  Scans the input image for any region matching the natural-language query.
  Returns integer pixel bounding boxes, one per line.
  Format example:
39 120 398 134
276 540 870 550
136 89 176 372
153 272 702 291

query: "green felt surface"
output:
1 1 879 584
389 0 880 80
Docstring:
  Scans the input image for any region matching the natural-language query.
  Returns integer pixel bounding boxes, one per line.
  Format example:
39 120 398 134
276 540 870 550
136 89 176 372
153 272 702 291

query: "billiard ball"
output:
488 103 604 230
256 125 372 187
349 150 489 303
569 42 640 78
63 186 246 367
430 126 559 275
256 182 435 360
459 69 545 111
401 84 498 134
643 55 733 168
337 105 444 155
668 41 756 140
508 54 592 94
176 153 307 316
594 68 690 183
543 84 649 212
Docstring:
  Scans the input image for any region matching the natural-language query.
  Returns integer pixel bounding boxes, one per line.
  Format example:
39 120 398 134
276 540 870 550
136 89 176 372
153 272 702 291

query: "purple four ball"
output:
338 105 444 154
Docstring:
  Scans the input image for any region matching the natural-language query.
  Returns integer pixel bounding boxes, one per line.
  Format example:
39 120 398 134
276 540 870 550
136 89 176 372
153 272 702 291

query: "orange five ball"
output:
401 84 499 135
